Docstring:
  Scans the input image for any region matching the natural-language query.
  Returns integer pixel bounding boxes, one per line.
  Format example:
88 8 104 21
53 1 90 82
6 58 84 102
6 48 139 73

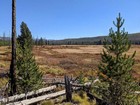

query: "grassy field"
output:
0 45 139 104
0 45 140 81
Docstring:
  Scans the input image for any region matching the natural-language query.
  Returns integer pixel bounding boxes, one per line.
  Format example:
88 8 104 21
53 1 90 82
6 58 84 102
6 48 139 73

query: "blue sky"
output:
0 0 140 40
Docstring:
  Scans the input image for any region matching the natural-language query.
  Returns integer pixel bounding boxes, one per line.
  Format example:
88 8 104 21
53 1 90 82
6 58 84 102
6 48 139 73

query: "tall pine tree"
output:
16 22 43 93
98 13 139 105
17 22 33 49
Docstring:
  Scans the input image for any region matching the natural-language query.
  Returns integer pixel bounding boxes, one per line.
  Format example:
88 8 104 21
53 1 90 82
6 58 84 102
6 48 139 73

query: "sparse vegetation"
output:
0 78 8 88
39 65 65 76
40 91 97 105
41 100 54 105
0 45 140 78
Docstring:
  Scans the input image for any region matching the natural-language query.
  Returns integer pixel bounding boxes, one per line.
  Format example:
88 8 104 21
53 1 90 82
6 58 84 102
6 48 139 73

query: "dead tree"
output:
10 0 17 95
64 75 72 102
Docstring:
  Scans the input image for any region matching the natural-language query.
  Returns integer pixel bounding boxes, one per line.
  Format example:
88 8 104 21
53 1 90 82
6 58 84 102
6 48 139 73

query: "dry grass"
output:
0 45 140 81
0 45 139 105
39 65 65 76
52 45 103 54
0 46 11 73
33 45 140 81
0 77 8 88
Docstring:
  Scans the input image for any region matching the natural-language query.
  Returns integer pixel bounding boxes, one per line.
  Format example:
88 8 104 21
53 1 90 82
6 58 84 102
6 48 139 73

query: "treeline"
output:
0 34 11 46
1 33 140 46
47 38 105 45
34 38 105 45
34 33 140 45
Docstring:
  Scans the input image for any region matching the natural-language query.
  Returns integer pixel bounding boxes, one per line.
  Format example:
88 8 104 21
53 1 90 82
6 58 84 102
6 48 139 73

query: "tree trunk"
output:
64 75 72 102
10 0 16 95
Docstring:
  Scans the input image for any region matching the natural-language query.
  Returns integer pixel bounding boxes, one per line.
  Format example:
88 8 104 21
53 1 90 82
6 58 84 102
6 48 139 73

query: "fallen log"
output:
1 85 56 103
53 82 91 88
1 81 90 104
6 86 81 105
6 90 66 105
134 91 140 94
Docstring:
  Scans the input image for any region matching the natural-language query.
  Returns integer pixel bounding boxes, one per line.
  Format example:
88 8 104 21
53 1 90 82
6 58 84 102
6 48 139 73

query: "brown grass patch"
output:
0 45 140 80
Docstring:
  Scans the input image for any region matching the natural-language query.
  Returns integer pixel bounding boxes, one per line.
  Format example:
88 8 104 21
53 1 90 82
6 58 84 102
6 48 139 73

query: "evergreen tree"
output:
16 22 43 93
98 13 139 105
17 22 33 50
38 37 45 46
35 37 39 46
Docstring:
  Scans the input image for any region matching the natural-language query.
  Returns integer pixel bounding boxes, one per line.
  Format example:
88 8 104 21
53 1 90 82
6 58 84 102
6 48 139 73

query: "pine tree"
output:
98 13 139 105
38 37 45 46
16 22 43 93
17 22 33 50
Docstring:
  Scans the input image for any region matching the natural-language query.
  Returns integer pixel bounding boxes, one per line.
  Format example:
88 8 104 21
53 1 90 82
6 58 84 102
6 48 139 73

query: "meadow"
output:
0 45 140 104
0 45 140 81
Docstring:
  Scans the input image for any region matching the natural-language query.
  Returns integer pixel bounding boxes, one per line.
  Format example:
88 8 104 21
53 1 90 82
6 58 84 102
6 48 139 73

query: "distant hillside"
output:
0 33 140 45
48 33 140 45
128 33 140 42
0 36 10 41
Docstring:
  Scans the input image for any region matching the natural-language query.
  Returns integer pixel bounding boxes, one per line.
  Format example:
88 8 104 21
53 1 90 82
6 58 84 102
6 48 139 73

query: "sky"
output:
0 0 140 40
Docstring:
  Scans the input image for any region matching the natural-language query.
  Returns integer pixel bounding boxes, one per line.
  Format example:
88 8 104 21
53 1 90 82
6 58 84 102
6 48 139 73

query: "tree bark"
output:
64 75 72 102
10 0 16 95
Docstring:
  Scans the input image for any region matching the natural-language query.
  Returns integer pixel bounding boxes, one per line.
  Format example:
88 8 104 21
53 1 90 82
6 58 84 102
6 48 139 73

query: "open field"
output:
0 45 140 81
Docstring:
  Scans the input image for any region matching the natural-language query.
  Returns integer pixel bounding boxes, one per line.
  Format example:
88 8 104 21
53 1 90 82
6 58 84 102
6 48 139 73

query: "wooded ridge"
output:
0 32 140 45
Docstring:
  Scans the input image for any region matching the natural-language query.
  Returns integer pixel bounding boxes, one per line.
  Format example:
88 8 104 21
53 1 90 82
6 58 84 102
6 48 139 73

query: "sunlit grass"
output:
39 65 65 76
41 100 54 105
0 45 140 80
138 96 140 104
73 91 96 105
0 77 8 88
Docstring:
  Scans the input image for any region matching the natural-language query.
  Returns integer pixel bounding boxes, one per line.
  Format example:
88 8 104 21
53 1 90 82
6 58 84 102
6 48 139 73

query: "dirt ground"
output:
0 45 140 80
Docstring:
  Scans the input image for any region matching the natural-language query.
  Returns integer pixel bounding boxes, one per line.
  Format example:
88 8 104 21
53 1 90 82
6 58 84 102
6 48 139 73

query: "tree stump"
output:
64 75 72 102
